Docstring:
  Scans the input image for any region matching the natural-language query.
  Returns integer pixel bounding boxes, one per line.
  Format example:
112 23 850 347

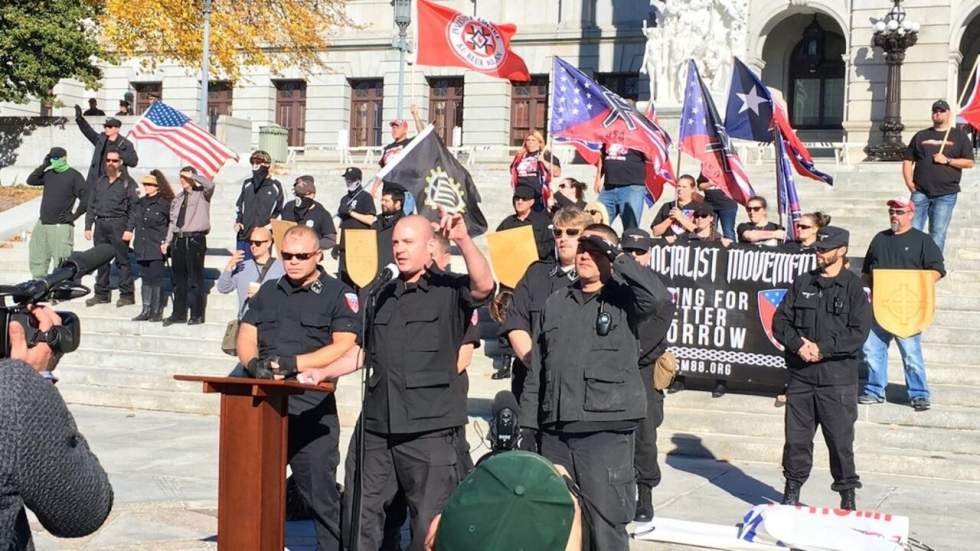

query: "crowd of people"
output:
9 97 968 551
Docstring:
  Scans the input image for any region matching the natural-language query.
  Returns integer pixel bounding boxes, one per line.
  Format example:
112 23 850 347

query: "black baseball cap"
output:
342 167 362 182
48 147 67 159
513 183 537 200
104 117 122 128
932 99 950 112
813 226 849 251
621 228 653 252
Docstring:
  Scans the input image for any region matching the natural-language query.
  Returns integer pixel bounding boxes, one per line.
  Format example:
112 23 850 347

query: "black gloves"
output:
244 356 298 380
518 427 539 453
579 234 621 262
74 104 83 118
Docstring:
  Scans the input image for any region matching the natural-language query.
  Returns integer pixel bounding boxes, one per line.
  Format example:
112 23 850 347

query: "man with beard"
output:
772 226 872 510
372 184 406 270
234 150 284 258
83 151 139 307
281 175 337 250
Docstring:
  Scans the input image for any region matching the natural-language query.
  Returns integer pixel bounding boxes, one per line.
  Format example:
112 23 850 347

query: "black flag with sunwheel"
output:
375 125 488 236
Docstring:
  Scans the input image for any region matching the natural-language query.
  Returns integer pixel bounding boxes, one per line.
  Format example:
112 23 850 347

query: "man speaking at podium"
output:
236 224 360 551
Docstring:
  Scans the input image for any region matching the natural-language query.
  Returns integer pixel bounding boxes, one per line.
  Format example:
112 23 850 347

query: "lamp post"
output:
865 0 920 161
393 0 412 120
199 0 213 128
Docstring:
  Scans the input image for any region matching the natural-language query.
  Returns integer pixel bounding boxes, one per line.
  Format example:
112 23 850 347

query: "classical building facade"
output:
5 0 980 155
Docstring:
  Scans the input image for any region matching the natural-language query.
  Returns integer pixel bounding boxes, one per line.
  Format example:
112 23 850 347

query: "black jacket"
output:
372 211 404 269
132 195 171 261
84 174 139 231
522 254 671 430
235 176 284 240
26 165 87 225
76 114 138 186
773 269 872 385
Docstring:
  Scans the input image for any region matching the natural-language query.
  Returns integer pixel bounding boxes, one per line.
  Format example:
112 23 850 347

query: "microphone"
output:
368 263 399 295
489 390 520 451
15 245 115 303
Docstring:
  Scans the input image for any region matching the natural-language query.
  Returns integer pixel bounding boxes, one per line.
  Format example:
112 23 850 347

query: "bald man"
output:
307 213 491 551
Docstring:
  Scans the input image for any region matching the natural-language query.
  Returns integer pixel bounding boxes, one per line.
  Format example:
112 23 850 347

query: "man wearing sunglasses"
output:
502 207 592 402
83 151 139 307
73 109 138 188
237 225 360 551
902 99 975 252
859 197 945 412
496 182 555 261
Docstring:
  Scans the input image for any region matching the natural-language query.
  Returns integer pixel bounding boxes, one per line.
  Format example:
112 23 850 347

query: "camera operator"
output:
1 306 113 550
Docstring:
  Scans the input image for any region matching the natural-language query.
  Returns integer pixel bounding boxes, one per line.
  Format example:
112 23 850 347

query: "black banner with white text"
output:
650 242 816 387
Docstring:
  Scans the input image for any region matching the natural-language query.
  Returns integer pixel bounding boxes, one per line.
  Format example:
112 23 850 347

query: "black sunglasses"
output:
888 209 908 215
932 108 948 114
746 206 764 212
282 251 318 261
249 240 270 246
105 158 121 164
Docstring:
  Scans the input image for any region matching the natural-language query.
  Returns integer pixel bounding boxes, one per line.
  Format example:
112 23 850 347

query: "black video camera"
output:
0 245 115 359
488 390 521 453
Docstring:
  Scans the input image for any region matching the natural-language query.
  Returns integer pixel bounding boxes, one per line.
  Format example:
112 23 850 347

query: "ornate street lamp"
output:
393 0 412 120
865 0 921 161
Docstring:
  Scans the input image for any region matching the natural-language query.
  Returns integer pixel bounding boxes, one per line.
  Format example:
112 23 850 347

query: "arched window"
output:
788 17 845 129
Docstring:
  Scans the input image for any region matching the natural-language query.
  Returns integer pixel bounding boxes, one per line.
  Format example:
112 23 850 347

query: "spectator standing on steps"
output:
82 98 105 116
26 147 87 278
131 171 174 322
234 150 284 259
74 106 138 188
594 143 648 230
83 151 139 307
281 175 337 250
163 167 215 327
903 99 975 252
859 197 945 412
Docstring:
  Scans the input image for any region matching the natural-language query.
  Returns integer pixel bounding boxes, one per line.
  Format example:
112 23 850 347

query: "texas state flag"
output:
758 289 788 351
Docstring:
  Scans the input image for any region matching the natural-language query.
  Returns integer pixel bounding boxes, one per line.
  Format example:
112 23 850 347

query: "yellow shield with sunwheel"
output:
486 225 539 289
872 269 936 338
344 228 379 288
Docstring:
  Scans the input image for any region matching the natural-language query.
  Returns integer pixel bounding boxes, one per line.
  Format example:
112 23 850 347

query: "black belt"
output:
174 230 207 238
95 215 125 221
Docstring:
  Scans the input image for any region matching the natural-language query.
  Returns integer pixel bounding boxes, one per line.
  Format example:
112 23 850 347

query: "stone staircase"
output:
3 159 980 482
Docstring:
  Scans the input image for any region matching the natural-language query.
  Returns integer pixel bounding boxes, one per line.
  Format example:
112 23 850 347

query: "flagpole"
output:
940 54 980 154
773 127 790 243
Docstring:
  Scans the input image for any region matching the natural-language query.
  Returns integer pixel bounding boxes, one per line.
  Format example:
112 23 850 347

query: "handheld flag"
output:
416 0 530 81
725 57 775 142
678 60 754 205
129 101 237 179
550 57 674 201
958 61 980 130
774 130 803 241
375 125 488 236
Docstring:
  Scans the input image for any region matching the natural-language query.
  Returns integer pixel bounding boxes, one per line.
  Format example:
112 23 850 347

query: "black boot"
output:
781 481 801 506
492 355 512 380
839 489 856 511
634 484 654 523
163 313 187 327
131 286 152 321
148 286 164 322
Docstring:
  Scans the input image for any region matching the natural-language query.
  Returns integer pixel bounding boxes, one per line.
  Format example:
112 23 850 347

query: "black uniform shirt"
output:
862 228 946 278
84 174 139 231
501 260 577 337
337 188 376 230
372 211 404 269
496 211 555 261
637 298 676 367
904 127 973 197
131 195 171 261
243 269 361 415
522 254 670 432
282 199 337 247
773 269 872 385
365 267 488 435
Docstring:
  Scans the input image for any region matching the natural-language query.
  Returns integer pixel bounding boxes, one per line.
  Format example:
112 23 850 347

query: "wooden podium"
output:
174 375 336 551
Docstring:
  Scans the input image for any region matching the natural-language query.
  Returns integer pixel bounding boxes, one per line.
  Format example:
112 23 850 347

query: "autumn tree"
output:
99 0 352 81
0 0 106 103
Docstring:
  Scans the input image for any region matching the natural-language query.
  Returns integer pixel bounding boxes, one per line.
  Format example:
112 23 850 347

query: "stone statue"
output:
640 1 668 101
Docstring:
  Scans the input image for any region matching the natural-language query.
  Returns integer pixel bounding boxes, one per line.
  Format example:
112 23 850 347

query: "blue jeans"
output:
861 321 929 401
911 191 957 252
598 185 646 230
716 207 737 241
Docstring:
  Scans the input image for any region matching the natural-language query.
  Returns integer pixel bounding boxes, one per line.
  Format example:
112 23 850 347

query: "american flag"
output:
549 57 674 202
679 60 754 205
128 101 237 178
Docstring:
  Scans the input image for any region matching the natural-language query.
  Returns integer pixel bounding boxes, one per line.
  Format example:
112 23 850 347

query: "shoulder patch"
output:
345 292 360 314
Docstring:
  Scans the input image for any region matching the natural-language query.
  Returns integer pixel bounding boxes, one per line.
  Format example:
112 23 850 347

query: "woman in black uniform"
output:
131 170 174 321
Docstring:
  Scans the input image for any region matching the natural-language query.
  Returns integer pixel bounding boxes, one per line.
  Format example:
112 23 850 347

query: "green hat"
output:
436 451 575 551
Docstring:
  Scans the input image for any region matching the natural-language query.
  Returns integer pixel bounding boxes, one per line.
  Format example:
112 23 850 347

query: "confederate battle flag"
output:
416 0 530 81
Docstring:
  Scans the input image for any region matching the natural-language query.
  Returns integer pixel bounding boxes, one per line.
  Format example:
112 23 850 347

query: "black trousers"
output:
171 234 206 319
289 409 343 551
342 426 469 551
782 380 861 491
541 429 636 551
635 366 664 489
137 259 165 286
93 218 133 298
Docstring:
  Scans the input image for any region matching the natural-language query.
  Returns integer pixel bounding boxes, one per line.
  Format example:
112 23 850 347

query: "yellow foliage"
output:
99 0 353 80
